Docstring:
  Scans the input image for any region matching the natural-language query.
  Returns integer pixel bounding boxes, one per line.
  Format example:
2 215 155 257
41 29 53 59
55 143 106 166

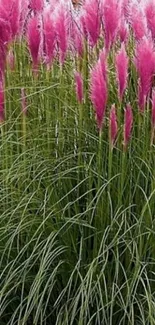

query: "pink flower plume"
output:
83 0 101 47
43 8 55 66
90 59 108 130
27 15 41 70
130 4 147 41
29 0 44 12
102 0 121 51
74 71 84 104
119 17 129 43
0 0 21 39
145 0 155 39
110 104 118 146
115 44 129 100
134 38 155 111
124 104 133 148
54 3 68 64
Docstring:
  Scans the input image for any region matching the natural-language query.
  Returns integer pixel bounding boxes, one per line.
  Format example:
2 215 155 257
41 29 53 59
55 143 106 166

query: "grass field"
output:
1 0 155 324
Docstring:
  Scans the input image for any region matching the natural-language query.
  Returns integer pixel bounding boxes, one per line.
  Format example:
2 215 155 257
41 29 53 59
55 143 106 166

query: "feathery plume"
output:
29 0 44 12
134 38 155 111
74 71 84 104
124 104 133 148
0 0 21 39
43 8 55 67
145 0 155 39
27 15 41 71
119 17 129 43
130 4 147 41
90 59 108 130
83 0 101 47
54 3 68 64
102 0 121 51
110 104 118 146
115 44 129 100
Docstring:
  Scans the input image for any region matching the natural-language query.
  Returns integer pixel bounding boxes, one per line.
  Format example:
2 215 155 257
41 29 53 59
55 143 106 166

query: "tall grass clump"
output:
1 0 155 324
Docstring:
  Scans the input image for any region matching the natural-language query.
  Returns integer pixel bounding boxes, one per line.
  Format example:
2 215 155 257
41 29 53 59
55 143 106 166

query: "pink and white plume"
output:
134 38 155 111
90 58 108 130
54 3 69 64
130 4 147 41
145 0 155 40
27 15 42 71
102 0 121 51
82 0 101 47
115 44 129 101
43 8 55 67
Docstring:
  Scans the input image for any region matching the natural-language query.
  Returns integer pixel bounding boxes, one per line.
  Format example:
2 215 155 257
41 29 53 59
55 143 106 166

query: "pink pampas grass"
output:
110 104 118 146
145 0 155 39
54 3 69 65
43 8 55 67
74 71 84 104
130 4 147 41
119 17 129 43
83 0 101 47
29 0 44 12
115 44 129 101
27 15 41 71
134 38 155 111
90 58 108 130
0 0 21 39
124 104 133 148
102 0 121 51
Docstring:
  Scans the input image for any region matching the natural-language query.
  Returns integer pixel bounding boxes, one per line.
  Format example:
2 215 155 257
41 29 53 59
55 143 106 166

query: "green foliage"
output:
0 42 155 325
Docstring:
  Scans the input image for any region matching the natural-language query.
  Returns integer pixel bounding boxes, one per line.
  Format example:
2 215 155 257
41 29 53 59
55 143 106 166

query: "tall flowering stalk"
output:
102 0 121 51
130 5 147 41
119 17 129 43
151 89 155 144
83 0 101 47
123 104 133 149
115 44 129 101
74 71 84 104
90 58 108 131
110 104 118 147
27 15 41 72
54 3 68 65
145 0 155 39
0 81 4 122
43 8 55 67
0 0 21 39
134 38 155 112
21 88 27 115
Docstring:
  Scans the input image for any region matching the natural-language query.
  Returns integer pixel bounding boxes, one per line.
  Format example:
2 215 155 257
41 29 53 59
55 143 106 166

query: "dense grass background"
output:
1 21 155 325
